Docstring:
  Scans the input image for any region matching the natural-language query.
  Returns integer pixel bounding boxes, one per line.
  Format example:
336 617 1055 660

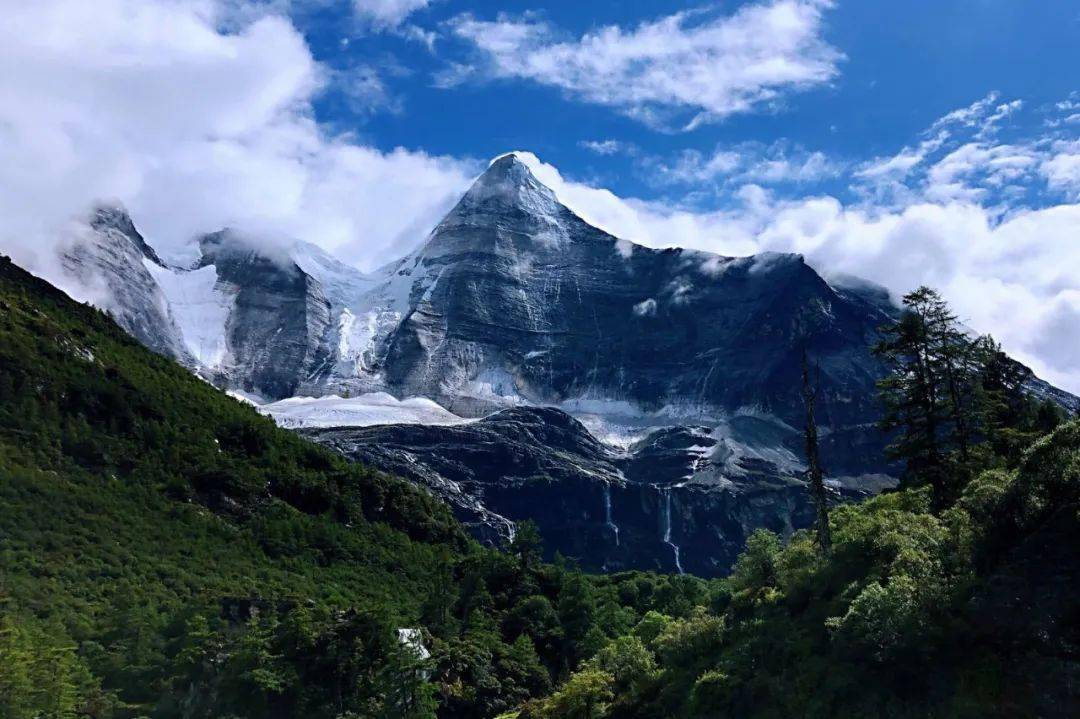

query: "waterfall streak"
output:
660 487 684 575
603 482 620 546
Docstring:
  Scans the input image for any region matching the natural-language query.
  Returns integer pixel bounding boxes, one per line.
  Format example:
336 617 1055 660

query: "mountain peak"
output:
484 151 538 181
89 203 164 266
455 151 562 219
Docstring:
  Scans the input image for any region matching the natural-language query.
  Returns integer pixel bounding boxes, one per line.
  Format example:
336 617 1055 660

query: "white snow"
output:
459 368 527 405
259 392 470 429
227 389 267 405
146 260 233 368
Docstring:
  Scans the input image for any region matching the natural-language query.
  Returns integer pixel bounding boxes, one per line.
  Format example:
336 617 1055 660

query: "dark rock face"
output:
377 156 892 436
304 406 871 576
197 231 333 400
60 205 189 361
1026 376 1080 415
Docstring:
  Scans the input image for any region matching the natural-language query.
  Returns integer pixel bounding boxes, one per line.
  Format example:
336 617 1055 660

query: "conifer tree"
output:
510 520 544 571
874 287 972 506
801 352 832 553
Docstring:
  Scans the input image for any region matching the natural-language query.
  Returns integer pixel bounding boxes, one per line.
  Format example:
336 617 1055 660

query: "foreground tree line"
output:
0 255 1075 719
506 287 1076 719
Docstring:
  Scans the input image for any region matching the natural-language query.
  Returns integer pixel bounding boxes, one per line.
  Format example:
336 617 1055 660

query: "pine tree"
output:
558 571 596 668
375 643 437 719
874 286 973 507
510 520 544 571
801 352 831 553
0 615 36 719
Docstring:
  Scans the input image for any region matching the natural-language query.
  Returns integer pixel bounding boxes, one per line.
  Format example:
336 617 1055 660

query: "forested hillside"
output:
0 256 1077 719
0 256 709 718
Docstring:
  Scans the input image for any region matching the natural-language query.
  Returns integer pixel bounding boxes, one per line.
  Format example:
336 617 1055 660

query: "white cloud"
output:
444 0 842 129
930 92 1002 131
973 98 1022 140
352 0 431 29
335 65 403 116
923 142 1040 203
646 143 841 187
854 93 1080 210
1041 141 1080 198
580 139 628 156
0 0 474 276
654 150 742 184
747 152 836 183
855 131 948 184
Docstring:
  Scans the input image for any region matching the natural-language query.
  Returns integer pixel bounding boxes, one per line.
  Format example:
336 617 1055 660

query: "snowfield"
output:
258 392 470 429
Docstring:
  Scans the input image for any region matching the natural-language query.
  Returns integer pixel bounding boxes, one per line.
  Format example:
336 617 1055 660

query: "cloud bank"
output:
442 0 842 129
0 0 473 274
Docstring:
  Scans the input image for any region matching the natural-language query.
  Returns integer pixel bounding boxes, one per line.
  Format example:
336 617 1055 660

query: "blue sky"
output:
1 0 1078 391
295 0 1080 208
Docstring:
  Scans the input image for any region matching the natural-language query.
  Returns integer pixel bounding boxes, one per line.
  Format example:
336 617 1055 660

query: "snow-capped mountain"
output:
63 155 897 426
52 153 1074 574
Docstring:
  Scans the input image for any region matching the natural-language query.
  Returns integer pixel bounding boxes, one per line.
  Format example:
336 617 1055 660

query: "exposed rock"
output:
196 230 333 399
303 406 874 576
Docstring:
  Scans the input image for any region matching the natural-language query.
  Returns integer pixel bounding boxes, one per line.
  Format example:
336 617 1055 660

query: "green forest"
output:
1 254 1077 719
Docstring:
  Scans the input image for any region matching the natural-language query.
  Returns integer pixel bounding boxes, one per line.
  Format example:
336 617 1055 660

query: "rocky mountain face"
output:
53 153 1075 575
303 407 876 576
378 156 893 433
194 231 335 399
60 206 190 362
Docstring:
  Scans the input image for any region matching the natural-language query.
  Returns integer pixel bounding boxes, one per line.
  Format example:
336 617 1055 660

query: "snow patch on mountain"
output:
259 392 469 429
147 261 233 368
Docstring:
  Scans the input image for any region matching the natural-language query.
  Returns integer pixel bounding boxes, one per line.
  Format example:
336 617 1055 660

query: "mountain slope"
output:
0 254 727 719
378 155 891 431
60 205 191 362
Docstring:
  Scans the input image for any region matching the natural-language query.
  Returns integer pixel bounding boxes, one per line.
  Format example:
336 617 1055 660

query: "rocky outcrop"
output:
303 406 874 576
196 231 334 400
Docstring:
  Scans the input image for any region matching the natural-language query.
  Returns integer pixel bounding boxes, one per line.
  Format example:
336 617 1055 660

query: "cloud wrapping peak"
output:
443 0 842 129
0 0 474 274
